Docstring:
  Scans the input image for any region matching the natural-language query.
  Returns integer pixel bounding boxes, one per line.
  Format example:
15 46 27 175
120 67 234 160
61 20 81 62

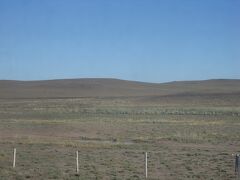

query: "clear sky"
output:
0 0 239 82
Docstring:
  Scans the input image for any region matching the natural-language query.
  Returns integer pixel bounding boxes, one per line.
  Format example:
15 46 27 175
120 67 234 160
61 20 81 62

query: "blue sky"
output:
0 0 239 82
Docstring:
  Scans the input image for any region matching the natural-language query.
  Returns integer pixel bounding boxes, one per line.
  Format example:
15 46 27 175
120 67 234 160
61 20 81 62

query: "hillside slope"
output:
0 78 240 99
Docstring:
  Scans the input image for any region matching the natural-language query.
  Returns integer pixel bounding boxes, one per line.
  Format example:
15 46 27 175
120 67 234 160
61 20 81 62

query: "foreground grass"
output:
0 140 237 180
0 97 239 179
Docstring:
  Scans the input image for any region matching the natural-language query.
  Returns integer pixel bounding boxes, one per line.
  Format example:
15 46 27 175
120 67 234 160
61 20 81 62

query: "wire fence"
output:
0 147 238 179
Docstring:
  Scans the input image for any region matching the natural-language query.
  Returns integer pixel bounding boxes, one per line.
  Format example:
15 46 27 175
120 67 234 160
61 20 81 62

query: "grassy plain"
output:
0 93 240 180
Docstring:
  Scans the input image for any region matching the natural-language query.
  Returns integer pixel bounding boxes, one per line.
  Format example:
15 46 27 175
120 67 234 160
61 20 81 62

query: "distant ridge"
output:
0 78 240 99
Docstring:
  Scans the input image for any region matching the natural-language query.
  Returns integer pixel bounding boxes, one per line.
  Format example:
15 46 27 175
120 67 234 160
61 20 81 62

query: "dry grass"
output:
0 96 239 179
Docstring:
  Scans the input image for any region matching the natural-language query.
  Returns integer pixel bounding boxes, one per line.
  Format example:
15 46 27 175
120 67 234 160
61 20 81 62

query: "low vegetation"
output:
0 95 239 179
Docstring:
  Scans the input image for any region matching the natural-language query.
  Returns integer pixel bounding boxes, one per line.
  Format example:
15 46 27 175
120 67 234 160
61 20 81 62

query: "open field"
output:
0 79 240 179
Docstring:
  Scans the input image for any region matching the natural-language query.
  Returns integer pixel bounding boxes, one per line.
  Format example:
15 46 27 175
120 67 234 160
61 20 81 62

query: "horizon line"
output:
0 77 239 84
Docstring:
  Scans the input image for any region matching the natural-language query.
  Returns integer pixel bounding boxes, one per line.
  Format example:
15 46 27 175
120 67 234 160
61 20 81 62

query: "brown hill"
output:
0 78 240 99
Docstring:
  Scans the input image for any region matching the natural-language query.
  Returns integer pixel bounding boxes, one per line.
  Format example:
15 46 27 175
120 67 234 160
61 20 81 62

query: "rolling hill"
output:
0 78 240 99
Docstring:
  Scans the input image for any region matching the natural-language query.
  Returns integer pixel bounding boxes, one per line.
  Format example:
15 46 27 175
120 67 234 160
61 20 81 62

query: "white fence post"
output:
13 148 16 168
145 152 148 179
76 150 79 174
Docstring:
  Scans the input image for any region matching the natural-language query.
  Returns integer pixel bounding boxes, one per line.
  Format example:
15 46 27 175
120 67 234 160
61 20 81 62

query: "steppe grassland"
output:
0 97 239 179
